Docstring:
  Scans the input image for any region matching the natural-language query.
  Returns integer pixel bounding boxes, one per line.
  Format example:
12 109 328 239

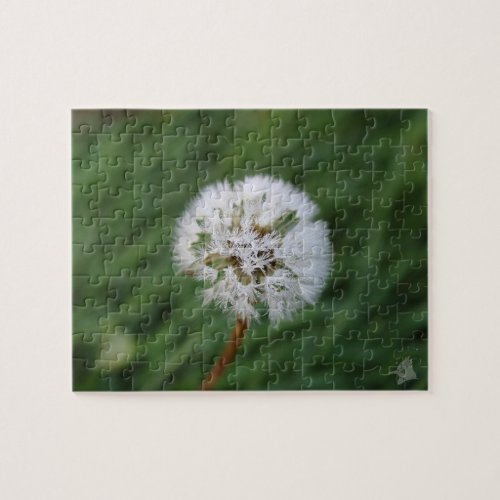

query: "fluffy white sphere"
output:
173 175 332 325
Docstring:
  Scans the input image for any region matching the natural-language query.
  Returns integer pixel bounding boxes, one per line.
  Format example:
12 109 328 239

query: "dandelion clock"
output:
173 175 332 389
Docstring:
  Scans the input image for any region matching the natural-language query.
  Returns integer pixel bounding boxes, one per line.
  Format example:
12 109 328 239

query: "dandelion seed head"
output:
173 175 332 325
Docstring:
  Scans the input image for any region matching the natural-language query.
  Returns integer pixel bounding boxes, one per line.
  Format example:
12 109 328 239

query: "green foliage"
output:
72 109 427 390
272 210 299 236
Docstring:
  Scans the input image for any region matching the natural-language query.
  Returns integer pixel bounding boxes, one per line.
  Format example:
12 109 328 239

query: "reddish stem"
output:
202 317 248 390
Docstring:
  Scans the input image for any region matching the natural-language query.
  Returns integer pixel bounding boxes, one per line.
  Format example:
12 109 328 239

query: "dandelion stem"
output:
202 317 248 390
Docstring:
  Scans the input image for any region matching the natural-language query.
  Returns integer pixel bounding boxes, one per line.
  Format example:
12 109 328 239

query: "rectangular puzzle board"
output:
72 109 427 390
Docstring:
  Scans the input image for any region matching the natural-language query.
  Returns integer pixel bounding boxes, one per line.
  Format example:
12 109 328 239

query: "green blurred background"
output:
72 109 427 390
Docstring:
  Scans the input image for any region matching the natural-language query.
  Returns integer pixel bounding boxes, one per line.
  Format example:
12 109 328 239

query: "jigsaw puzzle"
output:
72 109 428 390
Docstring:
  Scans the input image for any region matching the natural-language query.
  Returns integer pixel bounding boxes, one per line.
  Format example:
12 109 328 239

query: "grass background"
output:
72 109 427 390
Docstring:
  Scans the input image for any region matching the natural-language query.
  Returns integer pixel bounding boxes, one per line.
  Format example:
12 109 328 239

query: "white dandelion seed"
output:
173 175 332 326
